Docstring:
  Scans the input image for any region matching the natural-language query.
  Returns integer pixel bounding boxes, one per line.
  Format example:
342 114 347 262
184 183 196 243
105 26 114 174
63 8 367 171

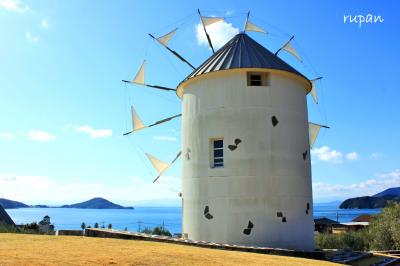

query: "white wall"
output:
181 69 314 250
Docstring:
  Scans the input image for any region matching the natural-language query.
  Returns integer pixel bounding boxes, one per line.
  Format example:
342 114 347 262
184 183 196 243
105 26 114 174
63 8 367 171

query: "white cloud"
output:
371 153 384 160
27 130 55 142
0 132 15 140
311 146 343 163
73 125 112 138
40 19 49 29
0 173 180 204
0 0 29 12
196 20 239 50
153 136 177 142
26 32 39 43
346 152 359 161
313 169 400 201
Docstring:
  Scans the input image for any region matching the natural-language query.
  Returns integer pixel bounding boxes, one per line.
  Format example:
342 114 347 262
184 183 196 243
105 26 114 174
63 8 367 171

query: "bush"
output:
368 203 400 250
140 227 153 234
22 222 39 232
152 226 172 237
316 203 400 251
315 230 370 251
139 225 172 236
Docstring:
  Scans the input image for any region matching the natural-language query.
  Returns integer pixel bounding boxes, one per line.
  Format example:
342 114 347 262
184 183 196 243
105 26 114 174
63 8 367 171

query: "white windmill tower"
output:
123 11 328 251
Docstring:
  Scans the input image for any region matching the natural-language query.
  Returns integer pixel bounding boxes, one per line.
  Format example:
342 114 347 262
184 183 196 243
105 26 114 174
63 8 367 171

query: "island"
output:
61 197 134 209
340 187 400 209
0 197 134 210
0 198 29 209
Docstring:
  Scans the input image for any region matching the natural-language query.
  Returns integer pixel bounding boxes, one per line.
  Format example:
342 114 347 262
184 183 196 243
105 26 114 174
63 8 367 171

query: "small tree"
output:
368 203 400 250
23 222 39 232
141 227 153 234
94 223 99 228
108 224 112 229
81 222 86 230
152 226 172 237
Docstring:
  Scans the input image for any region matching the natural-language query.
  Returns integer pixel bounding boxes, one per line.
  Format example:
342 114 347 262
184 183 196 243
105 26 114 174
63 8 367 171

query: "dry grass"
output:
0 233 339 266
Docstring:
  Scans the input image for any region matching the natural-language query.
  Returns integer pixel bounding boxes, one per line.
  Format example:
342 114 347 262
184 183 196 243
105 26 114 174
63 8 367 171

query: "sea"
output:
6 203 381 234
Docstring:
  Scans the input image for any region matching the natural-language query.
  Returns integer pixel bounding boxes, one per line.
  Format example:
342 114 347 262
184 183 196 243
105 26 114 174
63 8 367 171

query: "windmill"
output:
122 10 328 250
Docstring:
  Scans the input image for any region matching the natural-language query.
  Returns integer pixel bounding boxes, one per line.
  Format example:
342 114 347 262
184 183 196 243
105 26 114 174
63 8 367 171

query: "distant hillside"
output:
340 194 400 209
373 187 400 197
0 198 29 209
61 197 134 209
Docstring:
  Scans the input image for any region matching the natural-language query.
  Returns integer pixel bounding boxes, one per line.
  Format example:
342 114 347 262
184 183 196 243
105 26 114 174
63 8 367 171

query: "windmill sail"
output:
122 61 175 91
146 153 170 175
245 21 267 33
309 122 329 148
276 36 302 62
123 112 181 136
310 80 318 104
131 106 146 132
157 28 177 46
310 77 322 104
201 16 223 27
149 31 195 70
132 61 146 85
198 10 223 54
283 41 301 61
145 151 182 183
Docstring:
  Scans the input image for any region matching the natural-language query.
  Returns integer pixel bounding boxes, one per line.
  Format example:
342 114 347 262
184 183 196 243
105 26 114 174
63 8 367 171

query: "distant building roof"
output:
183 33 309 83
314 218 339 226
339 222 369 227
352 214 375 223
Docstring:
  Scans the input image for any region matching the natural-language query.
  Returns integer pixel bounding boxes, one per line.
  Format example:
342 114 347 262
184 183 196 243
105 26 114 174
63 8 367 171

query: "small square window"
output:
210 138 224 168
247 72 270 86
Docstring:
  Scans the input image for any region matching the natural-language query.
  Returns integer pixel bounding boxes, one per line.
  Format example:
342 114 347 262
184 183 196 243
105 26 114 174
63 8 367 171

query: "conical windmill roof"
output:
178 33 310 92
0 205 15 226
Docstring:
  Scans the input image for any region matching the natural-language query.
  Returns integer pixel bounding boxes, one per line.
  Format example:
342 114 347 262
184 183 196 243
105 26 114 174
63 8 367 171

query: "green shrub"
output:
315 230 370 251
368 203 400 250
140 227 153 234
152 226 172 237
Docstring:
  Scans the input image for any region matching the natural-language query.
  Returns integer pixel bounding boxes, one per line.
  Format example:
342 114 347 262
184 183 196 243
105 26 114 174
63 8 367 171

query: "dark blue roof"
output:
183 33 308 82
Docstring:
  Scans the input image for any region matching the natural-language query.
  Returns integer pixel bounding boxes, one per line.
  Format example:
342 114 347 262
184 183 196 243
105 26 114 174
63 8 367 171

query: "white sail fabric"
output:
131 106 146 132
245 21 267 33
201 16 223 27
145 153 170 175
132 61 145 85
308 122 322 148
282 41 302 61
310 79 318 104
157 28 177 46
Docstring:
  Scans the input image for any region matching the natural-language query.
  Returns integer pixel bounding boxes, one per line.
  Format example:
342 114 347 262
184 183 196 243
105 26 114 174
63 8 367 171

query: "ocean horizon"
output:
6 203 381 234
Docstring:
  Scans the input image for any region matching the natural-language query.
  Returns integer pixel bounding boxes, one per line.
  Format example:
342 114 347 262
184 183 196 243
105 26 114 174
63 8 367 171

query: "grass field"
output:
0 233 339 265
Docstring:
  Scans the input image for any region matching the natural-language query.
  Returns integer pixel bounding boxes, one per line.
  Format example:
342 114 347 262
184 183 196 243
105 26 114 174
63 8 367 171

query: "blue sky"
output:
0 0 399 205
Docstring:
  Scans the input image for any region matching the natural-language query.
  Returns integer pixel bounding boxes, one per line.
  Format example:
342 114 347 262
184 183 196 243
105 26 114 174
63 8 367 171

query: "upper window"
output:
211 138 224 168
247 72 270 86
